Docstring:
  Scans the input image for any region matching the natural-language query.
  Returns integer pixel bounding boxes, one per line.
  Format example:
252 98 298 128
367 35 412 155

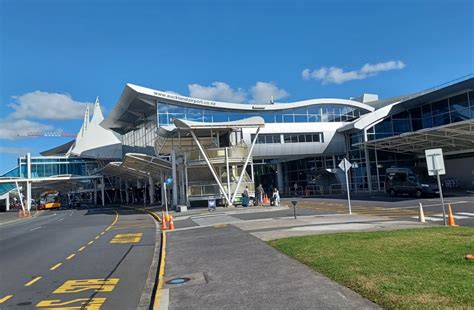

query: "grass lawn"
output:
269 227 474 309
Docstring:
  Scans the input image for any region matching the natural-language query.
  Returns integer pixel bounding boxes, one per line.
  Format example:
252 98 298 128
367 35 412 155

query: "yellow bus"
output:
40 190 61 209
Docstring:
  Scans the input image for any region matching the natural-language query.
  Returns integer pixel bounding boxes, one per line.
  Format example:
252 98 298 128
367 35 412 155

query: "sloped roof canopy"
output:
99 153 171 182
360 119 474 154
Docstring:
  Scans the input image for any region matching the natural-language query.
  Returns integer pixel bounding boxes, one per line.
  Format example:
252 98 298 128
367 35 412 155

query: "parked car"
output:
385 168 438 198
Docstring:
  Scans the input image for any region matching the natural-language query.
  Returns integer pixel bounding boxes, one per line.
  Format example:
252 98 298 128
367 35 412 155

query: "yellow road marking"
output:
66 254 76 260
36 297 106 309
0 295 13 304
88 241 94 245
54 278 119 293
100 232 105 235
25 276 42 286
78 246 86 252
110 233 142 244
95 236 100 240
105 227 111 231
50 263 62 271
153 231 167 309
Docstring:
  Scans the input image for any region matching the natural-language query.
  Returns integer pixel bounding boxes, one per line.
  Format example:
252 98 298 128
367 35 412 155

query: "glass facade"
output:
18 157 99 178
122 113 157 156
367 91 474 141
157 102 367 126
250 133 324 144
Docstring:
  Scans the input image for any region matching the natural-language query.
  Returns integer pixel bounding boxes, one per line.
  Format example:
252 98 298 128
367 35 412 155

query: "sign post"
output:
338 158 352 215
425 148 447 226
290 200 298 219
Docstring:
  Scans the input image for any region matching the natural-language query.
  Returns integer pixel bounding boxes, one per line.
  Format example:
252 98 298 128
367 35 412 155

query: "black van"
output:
385 168 438 198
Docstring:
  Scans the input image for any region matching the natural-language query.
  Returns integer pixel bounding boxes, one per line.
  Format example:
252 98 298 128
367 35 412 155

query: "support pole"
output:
231 127 261 203
184 153 189 206
26 153 32 212
190 130 232 206
15 181 25 212
172 150 178 207
94 179 98 205
225 147 231 201
160 172 165 206
149 175 155 204
125 180 129 204
101 176 105 207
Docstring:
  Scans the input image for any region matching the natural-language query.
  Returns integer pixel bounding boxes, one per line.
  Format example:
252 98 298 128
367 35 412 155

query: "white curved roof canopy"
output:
102 83 374 133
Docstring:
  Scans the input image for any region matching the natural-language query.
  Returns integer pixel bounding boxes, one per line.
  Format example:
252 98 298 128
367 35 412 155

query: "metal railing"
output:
188 181 255 198
187 147 249 162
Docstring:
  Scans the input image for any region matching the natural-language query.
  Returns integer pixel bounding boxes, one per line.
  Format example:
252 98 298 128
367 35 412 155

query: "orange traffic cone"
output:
169 215 175 230
447 204 458 227
263 194 269 205
161 211 168 230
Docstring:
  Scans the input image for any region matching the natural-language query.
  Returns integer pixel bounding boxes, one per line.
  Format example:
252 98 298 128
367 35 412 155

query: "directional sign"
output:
425 148 446 176
338 158 352 172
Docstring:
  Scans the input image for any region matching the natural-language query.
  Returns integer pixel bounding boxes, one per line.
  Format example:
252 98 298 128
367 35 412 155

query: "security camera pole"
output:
338 158 352 215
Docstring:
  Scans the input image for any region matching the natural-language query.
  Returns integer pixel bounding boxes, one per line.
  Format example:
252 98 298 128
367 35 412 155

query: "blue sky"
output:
0 0 472 173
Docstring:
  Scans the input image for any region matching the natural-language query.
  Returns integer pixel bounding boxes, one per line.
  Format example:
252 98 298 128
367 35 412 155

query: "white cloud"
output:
0 119 54 140
250 82 289 103
0 146 32 154
9 91 91 120
188 81 289 103
302 60 406 84
188 82 247 103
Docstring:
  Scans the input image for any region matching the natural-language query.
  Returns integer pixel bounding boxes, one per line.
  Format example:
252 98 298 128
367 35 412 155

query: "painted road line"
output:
88 241 94 245
110 233 143 243
57 218 64 222
95 236 100 240
66 254 76 260
0 295 13 304
36 298 106 308
29 226 42 231
78 246 86 252
53 278 120 293
458 212 474 216
100 231 105 235
25 276 42 286
153 231 167 309
50 263 63 271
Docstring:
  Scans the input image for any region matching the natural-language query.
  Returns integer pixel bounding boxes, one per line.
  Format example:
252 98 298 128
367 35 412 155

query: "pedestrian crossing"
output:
297 201 474 221
412 212 474 222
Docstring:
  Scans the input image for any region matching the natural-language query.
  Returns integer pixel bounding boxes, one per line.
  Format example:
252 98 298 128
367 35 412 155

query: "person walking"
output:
242 186 249 207
256 184 264 206
272 187 280 206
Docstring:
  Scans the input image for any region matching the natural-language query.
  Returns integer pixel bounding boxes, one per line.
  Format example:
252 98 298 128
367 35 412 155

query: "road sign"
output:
425 148 445 176
338 158 351 172
338 158 352 214
425 148 447 225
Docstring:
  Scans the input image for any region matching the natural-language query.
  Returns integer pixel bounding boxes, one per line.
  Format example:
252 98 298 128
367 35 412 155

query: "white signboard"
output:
425 148 446 176
338 158 352 172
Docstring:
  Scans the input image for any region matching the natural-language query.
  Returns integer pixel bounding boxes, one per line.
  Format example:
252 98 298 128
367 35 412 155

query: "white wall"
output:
242 122 346 158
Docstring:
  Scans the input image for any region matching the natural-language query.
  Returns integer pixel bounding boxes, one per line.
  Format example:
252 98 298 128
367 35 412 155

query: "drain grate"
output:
166 277 191 285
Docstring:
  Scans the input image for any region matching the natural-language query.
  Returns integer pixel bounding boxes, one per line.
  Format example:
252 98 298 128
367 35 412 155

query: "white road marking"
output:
30 226 42 231
57 218 64 222
458 212 474 216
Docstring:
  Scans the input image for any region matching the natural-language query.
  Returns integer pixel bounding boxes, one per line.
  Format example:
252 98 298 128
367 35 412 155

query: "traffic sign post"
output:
338 158 352 215
291 200 298 219
163 182 169 215
425 148 447 226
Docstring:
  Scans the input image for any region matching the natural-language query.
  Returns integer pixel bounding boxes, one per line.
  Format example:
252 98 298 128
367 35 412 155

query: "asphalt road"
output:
0 207 158 309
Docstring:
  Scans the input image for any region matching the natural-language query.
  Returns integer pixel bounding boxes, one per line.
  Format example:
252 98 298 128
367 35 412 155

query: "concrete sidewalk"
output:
163 225 380 310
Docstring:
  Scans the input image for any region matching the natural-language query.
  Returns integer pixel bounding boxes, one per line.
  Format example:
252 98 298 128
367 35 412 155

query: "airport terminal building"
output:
1 77 473 210
99 78 473 206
